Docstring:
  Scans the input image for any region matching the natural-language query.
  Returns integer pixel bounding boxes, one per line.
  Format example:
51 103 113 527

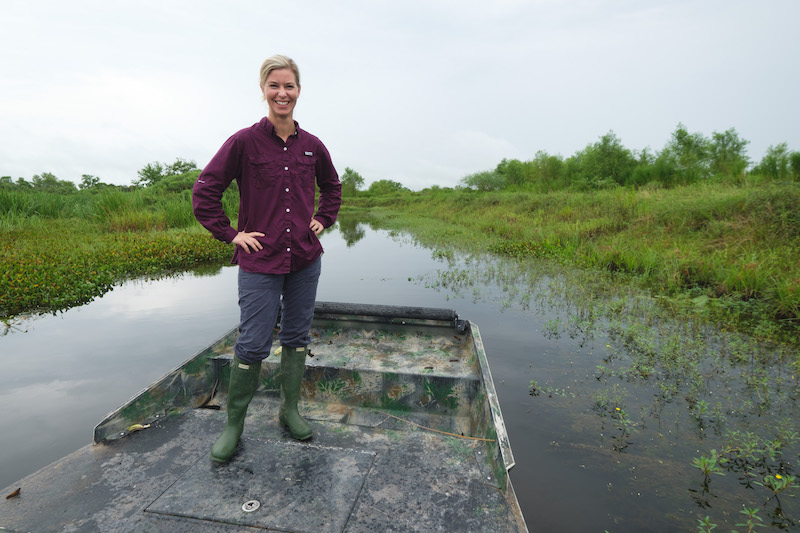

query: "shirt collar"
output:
260 116 300 138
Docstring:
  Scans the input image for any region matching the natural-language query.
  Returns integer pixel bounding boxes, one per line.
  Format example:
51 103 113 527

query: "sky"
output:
2 0 798 190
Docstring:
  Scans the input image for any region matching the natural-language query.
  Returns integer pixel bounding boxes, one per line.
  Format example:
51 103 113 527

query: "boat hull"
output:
1 303 528 532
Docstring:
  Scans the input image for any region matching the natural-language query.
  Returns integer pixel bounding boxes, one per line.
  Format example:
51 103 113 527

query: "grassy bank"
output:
345 180 800 338
2 179 798 340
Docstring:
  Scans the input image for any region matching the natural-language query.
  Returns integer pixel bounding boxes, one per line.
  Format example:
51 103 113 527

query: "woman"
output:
192 54 341 463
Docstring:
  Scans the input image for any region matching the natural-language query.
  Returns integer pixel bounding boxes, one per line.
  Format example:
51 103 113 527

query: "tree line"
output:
3 124 799 197
0 158 200 194
459 125 800 193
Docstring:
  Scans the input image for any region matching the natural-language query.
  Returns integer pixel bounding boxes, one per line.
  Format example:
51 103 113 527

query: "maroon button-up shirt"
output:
192 117 341 274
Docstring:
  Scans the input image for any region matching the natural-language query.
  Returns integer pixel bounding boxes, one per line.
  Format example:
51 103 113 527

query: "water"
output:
1 223 798 531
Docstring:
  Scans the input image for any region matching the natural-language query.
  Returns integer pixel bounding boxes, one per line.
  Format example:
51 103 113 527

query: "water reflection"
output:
1 317 25 336
337 215 367 247
1 219 798 531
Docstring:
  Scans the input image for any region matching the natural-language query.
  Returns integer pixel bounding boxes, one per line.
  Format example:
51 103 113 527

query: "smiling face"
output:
262 68 300 122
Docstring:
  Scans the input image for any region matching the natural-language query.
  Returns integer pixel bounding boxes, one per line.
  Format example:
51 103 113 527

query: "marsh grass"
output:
351 180 800 338
0 189 82 222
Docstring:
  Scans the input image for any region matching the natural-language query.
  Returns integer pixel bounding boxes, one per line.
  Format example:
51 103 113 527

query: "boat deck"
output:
1 397 525 532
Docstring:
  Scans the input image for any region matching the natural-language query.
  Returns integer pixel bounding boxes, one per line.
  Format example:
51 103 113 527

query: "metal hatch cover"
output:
146 438 376 532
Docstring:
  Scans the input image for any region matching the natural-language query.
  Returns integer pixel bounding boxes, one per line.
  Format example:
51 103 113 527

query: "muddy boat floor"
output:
0 396 526 532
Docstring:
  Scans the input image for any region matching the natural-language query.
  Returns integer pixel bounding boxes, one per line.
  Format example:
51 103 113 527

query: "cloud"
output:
1 0 798 187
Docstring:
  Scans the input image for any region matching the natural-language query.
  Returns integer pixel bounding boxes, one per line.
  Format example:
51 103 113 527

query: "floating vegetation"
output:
0 220 231 318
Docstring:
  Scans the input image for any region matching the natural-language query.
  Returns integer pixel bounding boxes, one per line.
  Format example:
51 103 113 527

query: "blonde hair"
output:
259 54 300 100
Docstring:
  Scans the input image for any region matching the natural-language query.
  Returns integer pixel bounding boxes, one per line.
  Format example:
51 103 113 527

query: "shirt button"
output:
283 147 287 151
286 208 290 212
285 188 289 192
286 248 291 252
284 166 289 171
286 228 290 232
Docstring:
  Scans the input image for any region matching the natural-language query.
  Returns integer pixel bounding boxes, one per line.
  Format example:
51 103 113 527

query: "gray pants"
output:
235 257 322 364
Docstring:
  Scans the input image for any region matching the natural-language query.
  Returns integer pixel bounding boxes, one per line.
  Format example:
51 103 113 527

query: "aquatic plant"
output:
371 220 799 528
0 219 231 317
692 449 726 479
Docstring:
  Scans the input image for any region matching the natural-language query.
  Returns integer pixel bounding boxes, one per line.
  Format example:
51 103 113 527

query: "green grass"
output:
347 180 800 337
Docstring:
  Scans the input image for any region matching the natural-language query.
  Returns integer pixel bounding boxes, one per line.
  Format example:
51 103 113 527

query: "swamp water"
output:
1 221 798 532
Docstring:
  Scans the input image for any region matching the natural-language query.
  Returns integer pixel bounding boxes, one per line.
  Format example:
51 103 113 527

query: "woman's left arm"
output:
313 143 342 229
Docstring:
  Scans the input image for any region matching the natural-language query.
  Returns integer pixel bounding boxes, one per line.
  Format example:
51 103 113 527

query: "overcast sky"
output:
2 0 798 190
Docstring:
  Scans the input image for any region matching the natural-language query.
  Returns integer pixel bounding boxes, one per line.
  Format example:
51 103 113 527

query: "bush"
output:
365 179 408 196
460 170 506 191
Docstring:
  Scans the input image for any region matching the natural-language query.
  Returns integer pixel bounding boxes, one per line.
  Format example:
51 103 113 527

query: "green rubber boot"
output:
210 356 262 463
278 346 312 440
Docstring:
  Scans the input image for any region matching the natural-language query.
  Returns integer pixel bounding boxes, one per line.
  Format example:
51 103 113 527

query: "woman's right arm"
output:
192 135 242 245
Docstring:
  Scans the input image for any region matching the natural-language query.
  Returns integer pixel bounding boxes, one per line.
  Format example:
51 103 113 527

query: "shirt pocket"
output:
294 153 316 183
247 155 282 190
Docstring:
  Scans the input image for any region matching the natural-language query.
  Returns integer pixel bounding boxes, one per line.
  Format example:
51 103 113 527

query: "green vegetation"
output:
340 166 364 197
333 125 798 529
347 180 800 337
451 125 798 193
332 125 800 337
1 220 231 316
0 158 237 318
2 127 799 338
